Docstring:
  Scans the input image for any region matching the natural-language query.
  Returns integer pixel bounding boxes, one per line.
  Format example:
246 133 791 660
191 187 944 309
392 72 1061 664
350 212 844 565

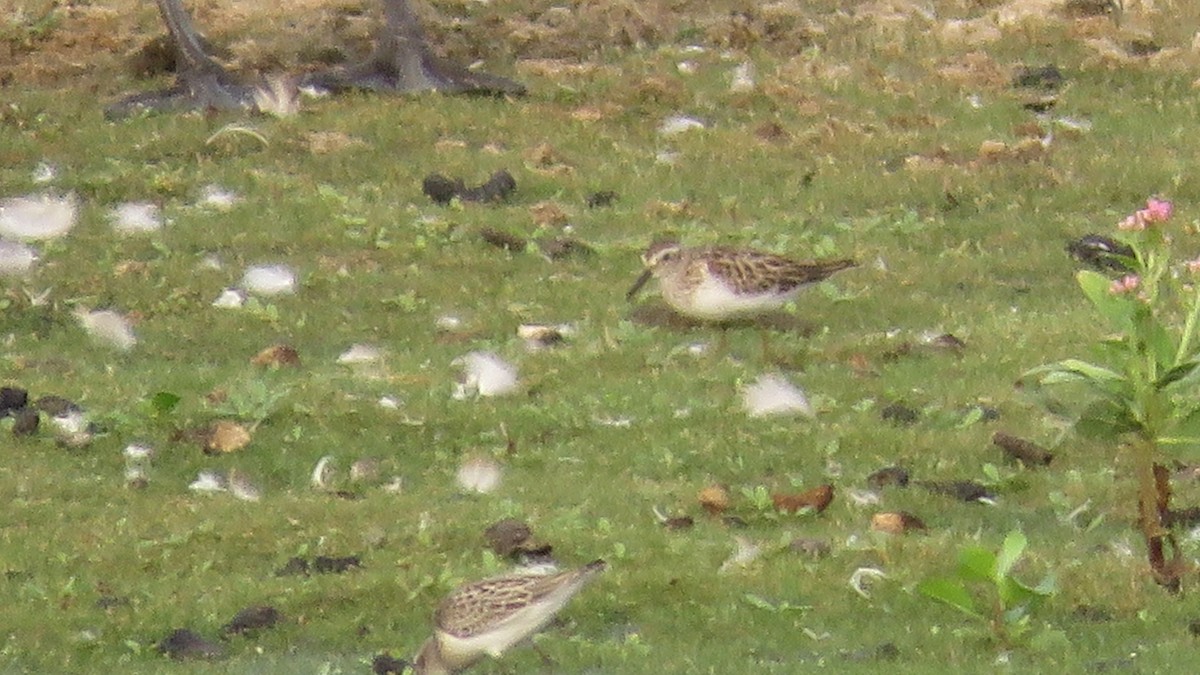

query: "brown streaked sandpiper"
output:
413 560 606 674
627 240 855 357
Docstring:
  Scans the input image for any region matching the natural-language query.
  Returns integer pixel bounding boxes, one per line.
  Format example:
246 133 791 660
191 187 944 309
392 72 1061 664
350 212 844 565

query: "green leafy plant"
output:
917 530 1056 645
1019 197 1194 591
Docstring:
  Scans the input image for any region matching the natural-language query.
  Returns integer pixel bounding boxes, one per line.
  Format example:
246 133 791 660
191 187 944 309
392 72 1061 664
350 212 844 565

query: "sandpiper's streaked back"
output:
413 560 606 674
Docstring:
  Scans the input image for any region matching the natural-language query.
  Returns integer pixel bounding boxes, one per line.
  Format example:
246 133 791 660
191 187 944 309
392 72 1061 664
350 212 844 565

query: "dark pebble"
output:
484 518 533 557
1012 64 1064 90
880 402 920 426
916 480 995 503
372 653 410 675
11 408 39 436
585 190 618 208
479 227 527 251
313 555 361 574
157 628 225 660
422 174 464 205
275 557 310 576
222 605 281 636
0 386 28 415
867 466 910 489
35 395 81 416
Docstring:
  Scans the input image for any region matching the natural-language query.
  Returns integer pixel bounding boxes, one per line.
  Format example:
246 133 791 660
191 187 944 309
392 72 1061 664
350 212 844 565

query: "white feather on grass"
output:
455 456 503 494
658 114 706 136
241 264 297 296
0 240 38 277
337 344 383 364
718 536 763 574
453 351 519 398
199 185 239 210
253 75 300 118
189 470 227 493
110 202 163 234
742 373 814 418
730 62 756 92
122 443 155 462
32 162 57 184
75 308 137 351
212 288 247 308
0 192 78 241
311 455 335 489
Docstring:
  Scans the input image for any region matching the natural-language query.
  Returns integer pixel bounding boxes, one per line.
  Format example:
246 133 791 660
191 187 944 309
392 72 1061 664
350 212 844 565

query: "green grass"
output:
5 0 1200 672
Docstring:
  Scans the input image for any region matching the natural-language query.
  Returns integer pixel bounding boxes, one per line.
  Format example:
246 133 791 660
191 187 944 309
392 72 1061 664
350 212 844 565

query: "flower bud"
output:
1109 274 1141 295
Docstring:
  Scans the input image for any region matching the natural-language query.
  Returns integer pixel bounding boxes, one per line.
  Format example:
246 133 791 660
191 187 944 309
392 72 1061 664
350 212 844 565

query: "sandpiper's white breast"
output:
666 275 798 321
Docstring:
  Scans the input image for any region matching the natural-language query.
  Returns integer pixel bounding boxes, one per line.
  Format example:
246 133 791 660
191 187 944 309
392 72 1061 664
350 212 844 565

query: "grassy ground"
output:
5 0 1200 672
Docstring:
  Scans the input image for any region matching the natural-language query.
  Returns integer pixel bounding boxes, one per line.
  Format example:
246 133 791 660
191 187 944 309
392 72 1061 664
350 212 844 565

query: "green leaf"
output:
917 578 979 617
1033 573 1058 597
995 530 1027 582
1075 398 1141 439
957 546 995 584
1160 407 1200 449
1077 270 1133 331
149 391 181 415
1020 360 1130 402
998 576 1038 609
1160 359 1200 393
742 593 777 611
1137 314 1177 372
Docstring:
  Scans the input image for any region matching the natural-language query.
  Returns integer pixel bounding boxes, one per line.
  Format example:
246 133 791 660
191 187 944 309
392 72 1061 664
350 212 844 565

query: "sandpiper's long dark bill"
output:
413 560 606 674
626 267 655 301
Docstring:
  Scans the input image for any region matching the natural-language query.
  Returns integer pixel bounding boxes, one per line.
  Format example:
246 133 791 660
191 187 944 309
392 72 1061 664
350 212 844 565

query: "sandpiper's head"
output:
627 240 683 301
641 239 683 270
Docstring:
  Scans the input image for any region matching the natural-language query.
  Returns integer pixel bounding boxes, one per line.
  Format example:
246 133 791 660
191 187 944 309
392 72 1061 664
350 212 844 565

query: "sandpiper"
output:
627 240 855 356
413 560 606 674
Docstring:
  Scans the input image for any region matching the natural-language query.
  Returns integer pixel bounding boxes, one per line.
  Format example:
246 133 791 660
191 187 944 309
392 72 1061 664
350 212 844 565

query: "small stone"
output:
483 518 533 557
222 605 281 636
275 557 310 577
698 484 732 515
251 344 301 368
157 628 225 660
11 408 39 436
663 515 695 531
916 480 995 503
0 386 29 414
479 227 527 251
313 555 361 574
866 466 910 489
880 402 920 426
789 537 831 559
1012 64 1064 90
372 653 410 675
204 421 252 454
585 190 617 208
871 511 927 534
771 484 835 514
992 431 1053 466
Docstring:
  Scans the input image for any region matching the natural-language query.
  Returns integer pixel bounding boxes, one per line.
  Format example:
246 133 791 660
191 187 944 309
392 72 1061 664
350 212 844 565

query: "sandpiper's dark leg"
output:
301 0 525 97
105 0 257 119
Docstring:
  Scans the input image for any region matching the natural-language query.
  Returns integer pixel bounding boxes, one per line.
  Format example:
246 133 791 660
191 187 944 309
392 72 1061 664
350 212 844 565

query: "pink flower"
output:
1109 274 1141 295
1144 197 1173 223
1117 197 1174 231
1188 258 1200 275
